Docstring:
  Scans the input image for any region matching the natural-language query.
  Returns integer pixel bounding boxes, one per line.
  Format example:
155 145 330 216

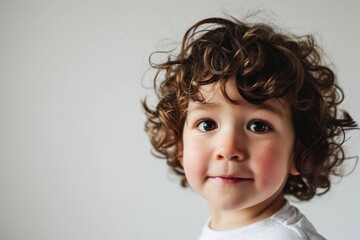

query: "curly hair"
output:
142 17 358 201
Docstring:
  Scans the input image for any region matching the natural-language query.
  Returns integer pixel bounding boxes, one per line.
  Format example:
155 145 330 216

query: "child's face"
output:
182 76 298 223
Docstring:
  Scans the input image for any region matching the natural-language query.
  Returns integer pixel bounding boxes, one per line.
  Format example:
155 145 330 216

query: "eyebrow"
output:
187 99 288 119
257 101 288 119
186 101 219 114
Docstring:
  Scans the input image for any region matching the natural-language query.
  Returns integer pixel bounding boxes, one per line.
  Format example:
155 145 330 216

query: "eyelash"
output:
247 120 273 133
196 119 217 132
195 119 273 133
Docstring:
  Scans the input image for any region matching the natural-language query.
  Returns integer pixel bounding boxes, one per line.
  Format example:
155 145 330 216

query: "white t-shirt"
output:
198 201 326 240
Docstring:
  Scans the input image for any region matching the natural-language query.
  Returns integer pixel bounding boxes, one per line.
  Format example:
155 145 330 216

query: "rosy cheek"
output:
252 147 291 187
182 148 205 188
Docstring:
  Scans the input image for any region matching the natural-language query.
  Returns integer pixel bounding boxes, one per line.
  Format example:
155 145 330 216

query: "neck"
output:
209 195 286 231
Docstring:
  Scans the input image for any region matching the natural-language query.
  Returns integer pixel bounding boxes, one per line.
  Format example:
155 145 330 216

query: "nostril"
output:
215 150 243 161
229 155 240 161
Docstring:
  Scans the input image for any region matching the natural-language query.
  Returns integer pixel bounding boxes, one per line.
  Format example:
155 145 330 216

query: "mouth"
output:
210 176 253 184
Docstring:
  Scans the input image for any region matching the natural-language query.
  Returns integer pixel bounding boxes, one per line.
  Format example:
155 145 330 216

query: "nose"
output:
214 129 246 161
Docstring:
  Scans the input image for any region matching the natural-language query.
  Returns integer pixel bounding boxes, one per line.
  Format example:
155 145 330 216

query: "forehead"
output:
189 77 291 118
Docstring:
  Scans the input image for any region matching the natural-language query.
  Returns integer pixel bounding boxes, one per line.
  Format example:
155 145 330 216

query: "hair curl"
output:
142 17 358 201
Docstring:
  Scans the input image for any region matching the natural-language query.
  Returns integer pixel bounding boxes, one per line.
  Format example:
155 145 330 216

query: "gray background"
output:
1 0 359 239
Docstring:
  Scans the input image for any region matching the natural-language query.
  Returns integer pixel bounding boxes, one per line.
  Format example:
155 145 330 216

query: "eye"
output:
248 120 272 133
196 120 217 132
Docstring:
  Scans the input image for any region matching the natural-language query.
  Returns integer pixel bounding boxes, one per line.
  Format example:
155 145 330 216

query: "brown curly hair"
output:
142 17 358 201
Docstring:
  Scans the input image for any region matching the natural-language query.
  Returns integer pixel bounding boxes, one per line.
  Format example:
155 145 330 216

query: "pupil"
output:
254 122 266 132
204 121 213 130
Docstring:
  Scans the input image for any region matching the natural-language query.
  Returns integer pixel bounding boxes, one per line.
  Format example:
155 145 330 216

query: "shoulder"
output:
198 202 326 240
268 202 326 240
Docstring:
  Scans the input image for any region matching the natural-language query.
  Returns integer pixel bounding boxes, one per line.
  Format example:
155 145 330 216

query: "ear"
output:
289 141 302 176
178 157 184 167
289 161 300 175
177 141 184 167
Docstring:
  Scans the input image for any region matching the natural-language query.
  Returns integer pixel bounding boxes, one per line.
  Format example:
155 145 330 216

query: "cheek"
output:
252 146 293 187
182 140 209 189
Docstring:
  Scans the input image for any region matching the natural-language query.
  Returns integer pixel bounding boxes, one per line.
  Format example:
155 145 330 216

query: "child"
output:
142 16 357 239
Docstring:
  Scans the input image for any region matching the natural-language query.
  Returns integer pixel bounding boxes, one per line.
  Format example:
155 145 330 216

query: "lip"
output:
210 176 253 184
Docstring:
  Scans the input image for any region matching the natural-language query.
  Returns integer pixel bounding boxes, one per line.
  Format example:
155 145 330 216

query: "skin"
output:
181 76 299 230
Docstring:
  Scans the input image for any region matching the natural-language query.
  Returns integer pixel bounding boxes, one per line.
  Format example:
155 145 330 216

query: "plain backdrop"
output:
1 0 360 239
